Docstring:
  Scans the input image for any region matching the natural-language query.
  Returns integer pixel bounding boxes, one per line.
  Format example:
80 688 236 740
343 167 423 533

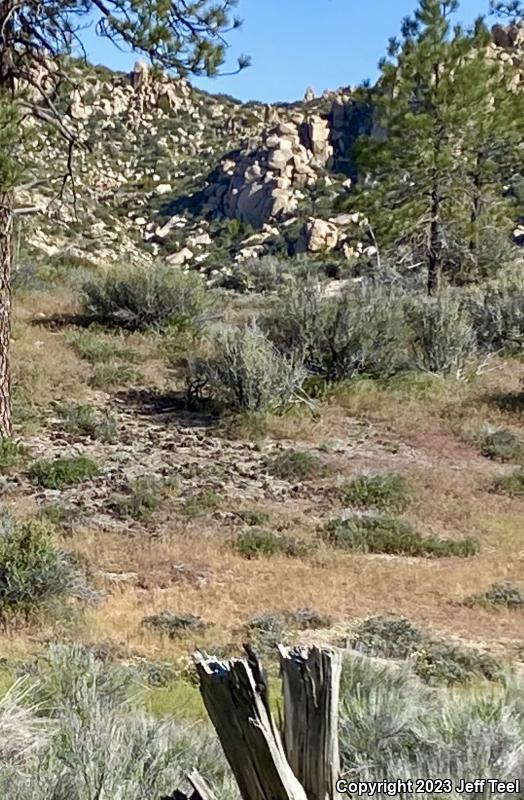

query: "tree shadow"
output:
480 390 524 415
115 388 220 428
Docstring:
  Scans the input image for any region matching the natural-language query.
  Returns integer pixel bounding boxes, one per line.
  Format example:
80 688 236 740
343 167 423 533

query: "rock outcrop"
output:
205 115 333 229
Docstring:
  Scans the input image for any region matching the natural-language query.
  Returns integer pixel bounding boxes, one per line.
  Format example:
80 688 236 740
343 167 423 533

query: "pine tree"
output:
0 0 249 437
354 0 523 291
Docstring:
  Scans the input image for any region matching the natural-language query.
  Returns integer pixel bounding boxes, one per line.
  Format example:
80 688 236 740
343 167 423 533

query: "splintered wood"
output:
193 645 341 800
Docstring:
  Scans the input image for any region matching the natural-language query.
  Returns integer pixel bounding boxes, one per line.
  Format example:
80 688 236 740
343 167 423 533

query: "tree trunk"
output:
0 191 12 437
194 652 307 800
278 646 341 800
427 182 441 296
468 165 482 265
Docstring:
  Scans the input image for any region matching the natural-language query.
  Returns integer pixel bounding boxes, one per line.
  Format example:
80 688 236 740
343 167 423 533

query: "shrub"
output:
348 616 501 685
324 515 479 558
467 582 524 610
266 449 324 481
480 429 522 463
56 403 118 443
0 646 234 800
81 263 217 333
338 473 411 512
245 612 287 649
68 331 143 364
217 255 296 293
469 270 524 354
142 611 206 638
265 278 410 381
0 516 94 617
491 469 524 497
408 291 477 376
189 323 307 412
0 438 23 474
182 489 221 519
29 456 99 489
236 509 271 527
88 362 142 390
349 615 423 659
233 529 310 559
111 477 164 521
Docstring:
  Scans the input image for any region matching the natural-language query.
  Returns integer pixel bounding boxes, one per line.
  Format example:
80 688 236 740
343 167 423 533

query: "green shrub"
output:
348 616 501 685
265 278 410 381
408 291 477 375
218 255 297 293
189 323 307 412
37 503 77 534
236 508 271 526
469 270 524 355
266 449 324 481
89 362 142 390
68 331 143 364
0 516 93 616
338 473 411 512
233 529 310 559
491 469 524 497
0 438 23 474
81 263 217 332
29 456 99 489
182 489 221 519
111 477 164 522
56 403 118 443
142 611 206 638
480 429 522 463
325 515 479 558
468 582 524 610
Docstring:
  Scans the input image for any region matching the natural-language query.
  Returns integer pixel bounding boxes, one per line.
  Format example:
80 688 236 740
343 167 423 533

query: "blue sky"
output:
82 0 494 103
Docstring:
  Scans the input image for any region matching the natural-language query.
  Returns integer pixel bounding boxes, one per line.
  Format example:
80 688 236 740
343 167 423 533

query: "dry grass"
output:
2 290 523 666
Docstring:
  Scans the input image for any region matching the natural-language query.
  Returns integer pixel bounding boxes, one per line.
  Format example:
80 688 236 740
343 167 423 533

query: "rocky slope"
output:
14 23 524 278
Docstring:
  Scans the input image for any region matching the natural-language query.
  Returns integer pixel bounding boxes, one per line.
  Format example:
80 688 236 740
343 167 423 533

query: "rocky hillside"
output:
15 23 524 279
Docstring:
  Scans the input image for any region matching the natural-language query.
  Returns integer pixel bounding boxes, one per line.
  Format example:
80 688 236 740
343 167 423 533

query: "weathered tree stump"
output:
278 646 342 800
194 651 308 800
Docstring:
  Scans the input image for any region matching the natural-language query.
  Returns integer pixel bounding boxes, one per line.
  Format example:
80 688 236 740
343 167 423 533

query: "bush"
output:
325 515 479 558
480 429 522 463
88 362 142 390
81 263 217 332
467 582 524 610
189 323 307 412
266 279 410 381
0 516 94 616
233 529 310 559
0 646 235 800
56 403 118 443
29 456 99 489
408 291 477 376
339 654 519 789
110 477 164 521
236 508 271 527
142 611 206 638
348 616 501 685
68 331 143 364
217 255 296 293
338 473 411 512
0 438 23 474
266 449 324 481
469 270 524 355
491 469 524 497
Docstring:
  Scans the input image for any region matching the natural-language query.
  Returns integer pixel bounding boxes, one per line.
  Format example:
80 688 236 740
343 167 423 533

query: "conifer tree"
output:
354 0 522 291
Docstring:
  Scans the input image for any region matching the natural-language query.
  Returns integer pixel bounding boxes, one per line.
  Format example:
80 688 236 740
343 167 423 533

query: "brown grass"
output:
2 290 523 664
